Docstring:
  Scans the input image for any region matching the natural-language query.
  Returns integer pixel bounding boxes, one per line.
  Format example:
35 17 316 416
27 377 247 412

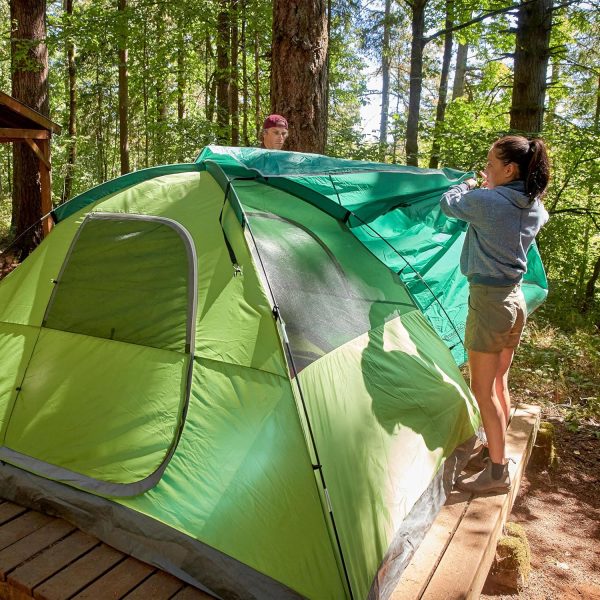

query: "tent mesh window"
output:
247 209 415 372
44 216 192 353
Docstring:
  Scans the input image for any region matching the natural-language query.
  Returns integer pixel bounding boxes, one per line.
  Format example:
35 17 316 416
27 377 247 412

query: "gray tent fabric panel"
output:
0 464 306 600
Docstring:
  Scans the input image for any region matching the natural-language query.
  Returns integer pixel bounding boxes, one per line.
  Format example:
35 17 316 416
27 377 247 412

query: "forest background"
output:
0 1 599 595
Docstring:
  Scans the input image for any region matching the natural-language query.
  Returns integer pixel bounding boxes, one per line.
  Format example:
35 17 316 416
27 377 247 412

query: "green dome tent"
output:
0 147 547 599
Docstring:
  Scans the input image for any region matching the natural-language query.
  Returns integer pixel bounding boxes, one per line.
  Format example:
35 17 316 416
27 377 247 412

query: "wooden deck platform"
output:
392 403 540 600
0 503 212 600
0 404 540 600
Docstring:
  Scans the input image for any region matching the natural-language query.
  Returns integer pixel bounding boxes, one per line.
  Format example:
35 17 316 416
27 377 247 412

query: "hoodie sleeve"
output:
440 183 487 225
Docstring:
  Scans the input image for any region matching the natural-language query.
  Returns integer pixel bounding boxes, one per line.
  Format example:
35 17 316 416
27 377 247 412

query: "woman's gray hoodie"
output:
440 180 549 286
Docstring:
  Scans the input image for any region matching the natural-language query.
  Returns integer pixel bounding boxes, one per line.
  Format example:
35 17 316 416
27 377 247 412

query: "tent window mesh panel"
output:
248 211 414 372
44 217 191 353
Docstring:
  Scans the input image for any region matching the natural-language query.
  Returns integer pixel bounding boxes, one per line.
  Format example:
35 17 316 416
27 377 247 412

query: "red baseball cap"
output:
263 114 288 130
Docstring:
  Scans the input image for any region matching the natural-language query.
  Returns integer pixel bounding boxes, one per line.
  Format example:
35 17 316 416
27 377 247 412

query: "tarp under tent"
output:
0 146 548 599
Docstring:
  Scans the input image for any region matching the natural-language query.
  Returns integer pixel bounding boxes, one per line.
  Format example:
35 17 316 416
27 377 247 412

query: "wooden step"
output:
392 403 540 600
0 504 213 600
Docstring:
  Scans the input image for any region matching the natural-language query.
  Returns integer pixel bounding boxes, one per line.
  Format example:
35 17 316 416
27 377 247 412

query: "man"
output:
261 114 289 150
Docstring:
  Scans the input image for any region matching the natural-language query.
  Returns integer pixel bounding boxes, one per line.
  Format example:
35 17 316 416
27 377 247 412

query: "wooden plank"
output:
70 556 154 599
121 570 186 599
390 490 470 600
0 128 49 140
0 512 53 553
170 585 215 599
34 544 124 600
7 530 99 594
0 519 75 578
24 138 51 170
418 405 540 600
0 501 28 525
0 579 32 600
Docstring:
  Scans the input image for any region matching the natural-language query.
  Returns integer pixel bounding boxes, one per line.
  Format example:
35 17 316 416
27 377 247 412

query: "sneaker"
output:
456 457 511 494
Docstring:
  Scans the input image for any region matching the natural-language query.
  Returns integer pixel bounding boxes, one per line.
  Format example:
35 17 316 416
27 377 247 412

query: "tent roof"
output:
196 146 472 223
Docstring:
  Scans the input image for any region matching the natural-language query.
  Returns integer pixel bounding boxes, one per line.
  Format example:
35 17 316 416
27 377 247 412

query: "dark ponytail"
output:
493 135 550 200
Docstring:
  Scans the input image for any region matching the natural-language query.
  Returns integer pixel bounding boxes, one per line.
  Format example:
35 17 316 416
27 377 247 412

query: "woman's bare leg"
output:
494 346 516 426
468 349 506 464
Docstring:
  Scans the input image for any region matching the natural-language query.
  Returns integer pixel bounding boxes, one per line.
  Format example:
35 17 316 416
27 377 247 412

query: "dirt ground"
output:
481 413 600 600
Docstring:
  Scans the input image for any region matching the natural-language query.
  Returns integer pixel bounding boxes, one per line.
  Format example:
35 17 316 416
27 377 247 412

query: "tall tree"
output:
429 0 453 168
379 0 392 161
117 0 130 174
509 0 553 134
271 0 328 153
230 0 240 145
216 0 231 143
404 0 427 166
61 0 77 202
10 0 49 257
451 40 468 100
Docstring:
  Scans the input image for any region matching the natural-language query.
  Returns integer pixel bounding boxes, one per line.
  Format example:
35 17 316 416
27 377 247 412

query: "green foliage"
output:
0 193 10 245
511 290 600 438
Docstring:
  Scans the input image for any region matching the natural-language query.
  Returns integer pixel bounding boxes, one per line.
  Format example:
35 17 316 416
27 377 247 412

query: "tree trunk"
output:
451 41 468 100
230 0 239 146
509 0 552 134
204 32 212 119
405 0 427 166
61 0 77 203
254 29 260 140
429 1 453 168
142 18 149 168
177 30 186 123
176 27 186 161
10 0 49 257
117 0 129 175
241 0 249 146
379 0 392 162
216 0 231 144
95 62 104 182
271 0 328 153
155 3 167 164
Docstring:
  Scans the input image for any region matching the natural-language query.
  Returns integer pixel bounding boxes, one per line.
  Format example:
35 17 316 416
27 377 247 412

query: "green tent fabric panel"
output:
0 323 39 440
522 243 549 311
0 215 86 327
94 171 288 377
196 202 289 378
297 310 479 598
118 357 347 599
45 216 192 353
351 207 548 365
52 163 202 222
4 327 188 485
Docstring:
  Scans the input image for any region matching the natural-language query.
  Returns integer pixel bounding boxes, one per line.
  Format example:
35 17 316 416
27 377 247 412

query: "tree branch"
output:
425 0 583 44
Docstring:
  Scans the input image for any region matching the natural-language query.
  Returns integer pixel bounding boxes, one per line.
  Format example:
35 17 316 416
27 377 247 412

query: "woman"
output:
440 135 550 494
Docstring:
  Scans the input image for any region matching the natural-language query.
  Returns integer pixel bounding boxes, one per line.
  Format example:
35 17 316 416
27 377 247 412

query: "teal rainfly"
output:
0 147 547 599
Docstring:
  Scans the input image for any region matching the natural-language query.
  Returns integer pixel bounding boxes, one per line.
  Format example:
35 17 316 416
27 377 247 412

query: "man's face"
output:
263 127 288 150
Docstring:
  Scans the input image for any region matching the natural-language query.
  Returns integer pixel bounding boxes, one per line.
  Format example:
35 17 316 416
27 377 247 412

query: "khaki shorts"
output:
465 284 527 353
